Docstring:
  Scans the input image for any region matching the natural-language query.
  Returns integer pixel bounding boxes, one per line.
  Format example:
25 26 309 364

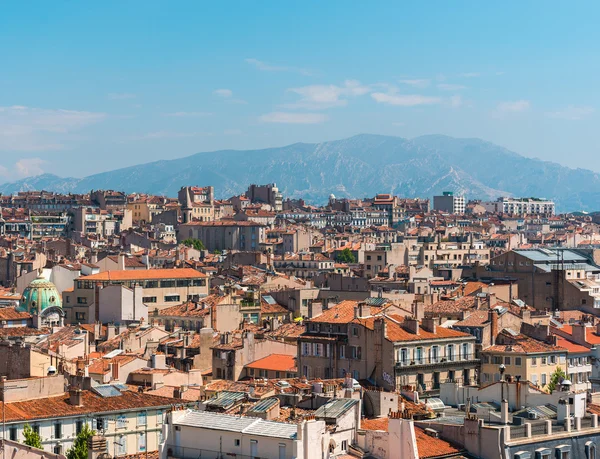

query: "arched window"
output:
586 442 596 459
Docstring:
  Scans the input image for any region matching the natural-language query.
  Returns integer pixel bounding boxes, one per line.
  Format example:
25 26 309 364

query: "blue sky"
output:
0 1 598 181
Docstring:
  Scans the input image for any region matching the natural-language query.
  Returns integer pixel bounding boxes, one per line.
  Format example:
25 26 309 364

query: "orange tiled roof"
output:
245 354 297 372
0 390 177 422
555 336 590 353
308 301 384 324
78 268 206 281
0 307 31 321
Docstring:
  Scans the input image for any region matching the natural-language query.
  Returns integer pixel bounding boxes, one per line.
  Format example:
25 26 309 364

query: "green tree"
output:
181 238 206 251
546 366 567 393
337 248 356 264
22 424 43 449
66 424 95 459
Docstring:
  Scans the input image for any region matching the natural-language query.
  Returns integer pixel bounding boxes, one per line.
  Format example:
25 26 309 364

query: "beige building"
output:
63 268 208 323
480 329 567 389
297 300 477 392
0 375 181 457
178 221 267 252
420 237 490 269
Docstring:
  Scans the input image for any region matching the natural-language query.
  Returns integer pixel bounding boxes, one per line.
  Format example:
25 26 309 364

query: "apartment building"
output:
419 236 489 269
481 197 555 216
272 253 335 278
482 248 600 311
297 300 476 392
63 268 208 323
363 243 406 278
72 207 133 238
0 375 178 457
178 221 267 252
433 191 466 214
480 329 567 389
246 183 283 212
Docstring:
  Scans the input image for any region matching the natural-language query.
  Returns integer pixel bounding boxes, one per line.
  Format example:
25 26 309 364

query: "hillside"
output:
2 134 599 212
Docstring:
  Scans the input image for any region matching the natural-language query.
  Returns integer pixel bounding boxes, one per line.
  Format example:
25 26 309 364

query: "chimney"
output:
489 309 498 345
571 324 589 345
118 253 126 270
173 385 187 399
412 301 425 321
87 436 108 459
500 399 509 424
69 388 83 407
357 302 370 318
308 301 322 318
421 317 436 334
404 318 420 335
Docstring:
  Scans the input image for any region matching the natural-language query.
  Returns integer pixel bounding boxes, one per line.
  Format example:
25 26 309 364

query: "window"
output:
54 446 62 455
164 295 180 302
160 280 175 288
340 345 345 359
138 433 146 452
541 357 547 365
117 435 127 456
504 357 511 365
549 355 556 364
234 439 241 447
279 444 286 459
541 373 547 385
585 442 596 459
493 356 503 365
117 415 127 429
352 326 359 337
54 422 62 439
515 357 522 366
77 297 87 304
9 426 17 441
32 425 40 436
76 419 84 435
142 296 157 303
531 357 537 366
415 347 423 364
302 343 310 356
137 411 147 427
75 312 86 321
342 440 348 451
462 343 469 359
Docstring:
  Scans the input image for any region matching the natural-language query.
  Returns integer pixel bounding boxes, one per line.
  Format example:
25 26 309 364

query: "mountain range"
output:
1 134 599 212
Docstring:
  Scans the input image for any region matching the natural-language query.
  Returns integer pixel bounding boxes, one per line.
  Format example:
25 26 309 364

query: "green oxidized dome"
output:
18 276 62 314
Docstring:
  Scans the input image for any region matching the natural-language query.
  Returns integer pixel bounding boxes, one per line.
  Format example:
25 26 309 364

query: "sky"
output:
0 1 599 182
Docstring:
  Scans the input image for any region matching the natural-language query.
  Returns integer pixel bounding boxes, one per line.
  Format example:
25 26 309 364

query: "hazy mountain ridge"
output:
1 134 599 212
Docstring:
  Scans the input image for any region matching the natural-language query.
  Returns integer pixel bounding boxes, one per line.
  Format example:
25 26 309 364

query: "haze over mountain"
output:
2 134 599 212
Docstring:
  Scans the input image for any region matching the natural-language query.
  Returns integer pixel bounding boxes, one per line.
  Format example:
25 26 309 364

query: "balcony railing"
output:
395 354 479 370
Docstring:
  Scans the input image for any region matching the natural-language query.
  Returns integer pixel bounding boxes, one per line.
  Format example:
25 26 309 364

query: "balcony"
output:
395 354 479 373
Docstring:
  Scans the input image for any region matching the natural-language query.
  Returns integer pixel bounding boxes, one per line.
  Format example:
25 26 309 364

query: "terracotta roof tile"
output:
245 354 297 372
78 268 206 281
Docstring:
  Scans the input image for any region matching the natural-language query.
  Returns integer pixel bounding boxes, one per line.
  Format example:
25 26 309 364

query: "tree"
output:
66 424 95 459
22 424 43 449
181 238 206 251
546 366 567 393
337 248 356 264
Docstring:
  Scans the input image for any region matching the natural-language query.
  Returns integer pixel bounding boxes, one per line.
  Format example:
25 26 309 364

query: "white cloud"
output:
259 112 328 124
165 111 212 117
399 79 431 89
108 93 136 100
545 105 595 120
497 100 530 112
460 72 480 78
450 95 463 107
0 158 46 179
245 58 314 76
286 80 370 109
214 89 233 98
213 89 246 104
15 158 46 177
438 83 467 91
0 105 106 152
371 92 441 106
